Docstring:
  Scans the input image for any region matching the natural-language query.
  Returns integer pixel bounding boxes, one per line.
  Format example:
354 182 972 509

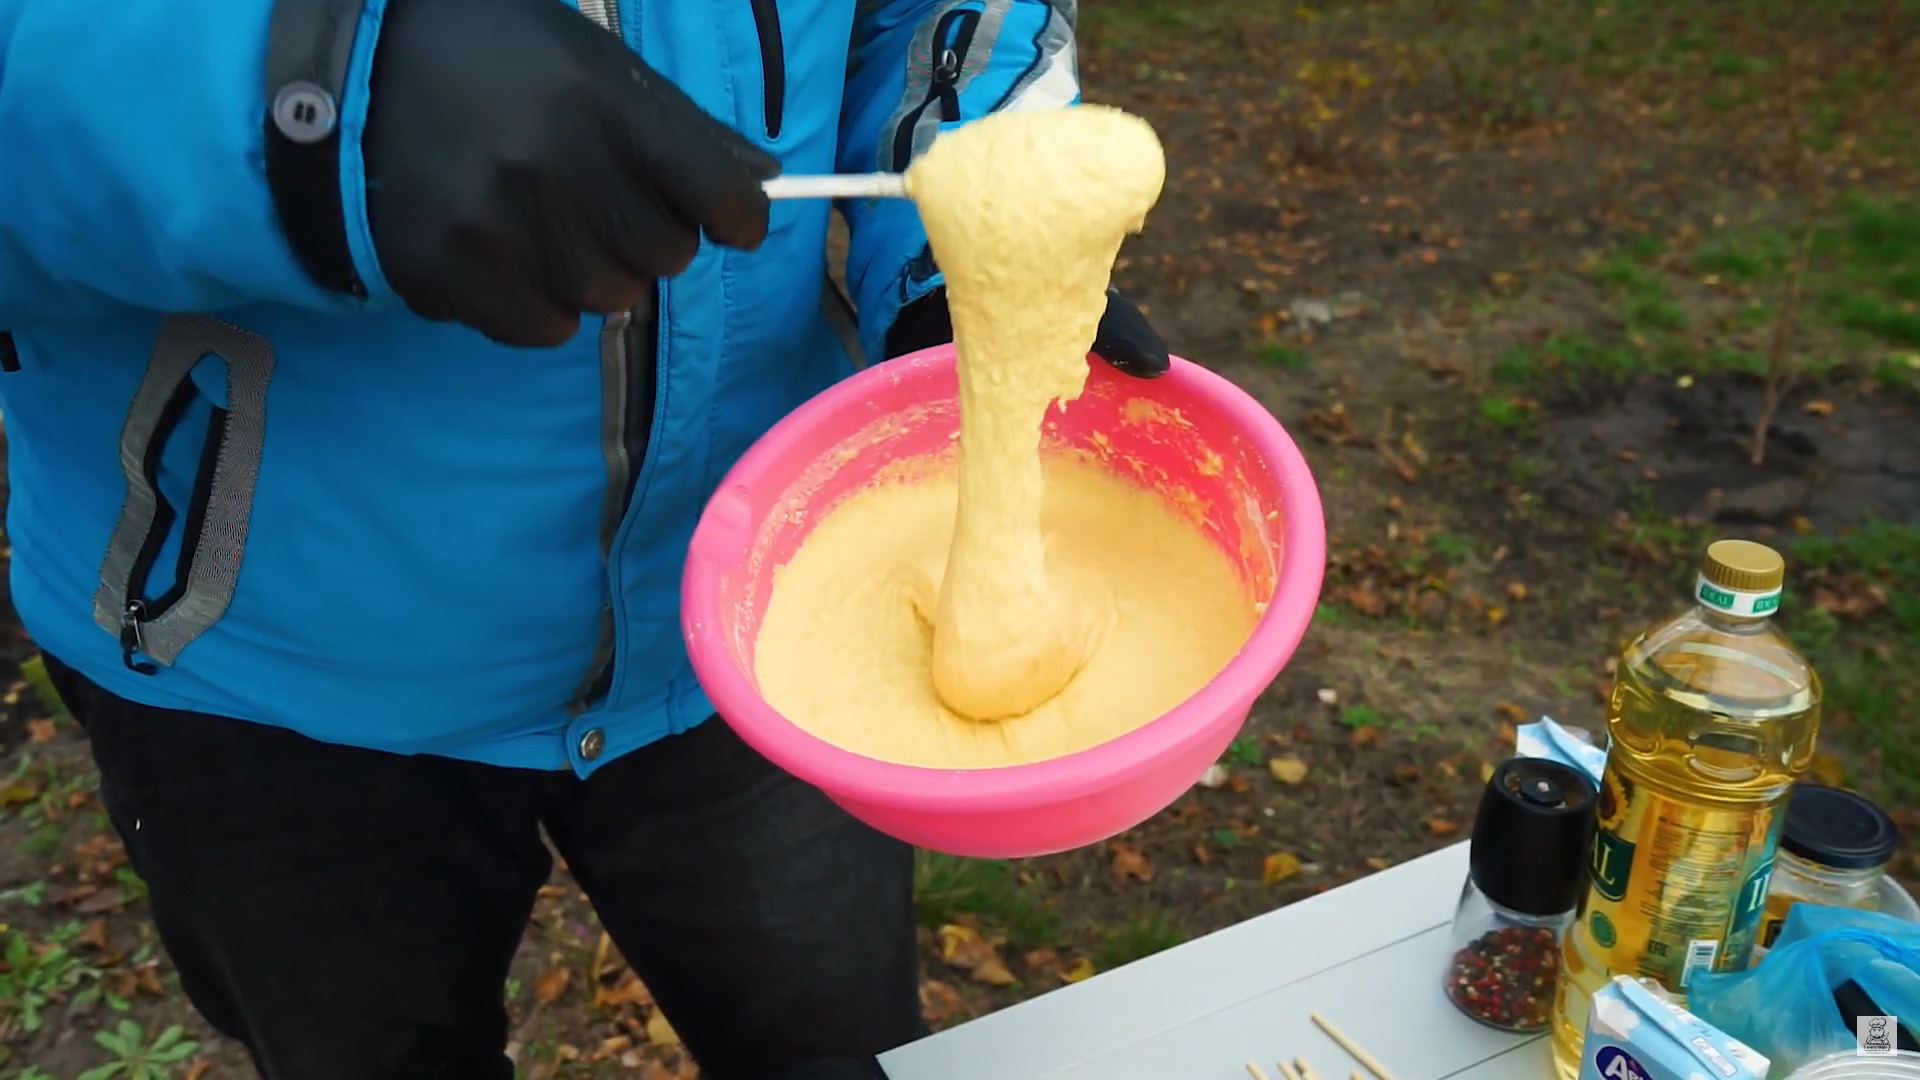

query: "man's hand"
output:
364 0 779 347
883 286 1171 379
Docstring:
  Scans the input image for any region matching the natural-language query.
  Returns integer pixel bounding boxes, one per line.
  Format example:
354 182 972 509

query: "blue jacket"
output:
0 0 1080 774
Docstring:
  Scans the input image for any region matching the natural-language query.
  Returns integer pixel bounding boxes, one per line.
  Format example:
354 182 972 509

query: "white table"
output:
879 842 1553 1080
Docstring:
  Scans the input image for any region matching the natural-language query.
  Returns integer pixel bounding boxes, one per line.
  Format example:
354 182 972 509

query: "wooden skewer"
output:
1310 1010 1399 1080
1275 1059 1303 1080
1245 1064 1273 1080
1295 1058 1324 1080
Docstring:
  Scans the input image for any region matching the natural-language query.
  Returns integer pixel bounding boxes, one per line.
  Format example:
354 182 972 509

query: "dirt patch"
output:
1540 373 1920 526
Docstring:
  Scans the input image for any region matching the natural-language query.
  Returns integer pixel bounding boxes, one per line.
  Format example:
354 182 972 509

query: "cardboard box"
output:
1579 975 1771 1080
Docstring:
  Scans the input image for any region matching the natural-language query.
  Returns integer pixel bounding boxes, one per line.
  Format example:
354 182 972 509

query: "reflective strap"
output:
875 0 1078 170
994 2 1078 114
92 316 276 666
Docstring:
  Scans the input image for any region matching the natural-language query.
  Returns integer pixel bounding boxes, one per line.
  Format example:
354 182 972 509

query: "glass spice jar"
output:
1446 884 1571 1031
1445 755 1596 1033
1754 782 1903 961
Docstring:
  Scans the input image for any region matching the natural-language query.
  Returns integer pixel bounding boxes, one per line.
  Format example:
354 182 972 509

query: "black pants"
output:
43 656 920 1080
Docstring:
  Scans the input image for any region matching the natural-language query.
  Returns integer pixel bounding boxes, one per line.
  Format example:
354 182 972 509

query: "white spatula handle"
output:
762 173 909 201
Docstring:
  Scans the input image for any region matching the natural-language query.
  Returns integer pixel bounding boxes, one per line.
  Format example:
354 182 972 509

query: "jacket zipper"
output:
570 0 666 712
119 385 228 673
748 0 786 138
569 289 660 712
889 8 981 171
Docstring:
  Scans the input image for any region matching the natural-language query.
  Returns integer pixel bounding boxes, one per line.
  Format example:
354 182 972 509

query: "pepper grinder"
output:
1444 756 1597 1032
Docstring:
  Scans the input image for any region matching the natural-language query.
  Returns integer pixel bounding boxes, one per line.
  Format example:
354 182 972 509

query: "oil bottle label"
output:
1581 765 1786 988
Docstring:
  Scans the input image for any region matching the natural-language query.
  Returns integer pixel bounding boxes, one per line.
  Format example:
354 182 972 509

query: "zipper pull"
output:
933 47 960 85
119 600 158 675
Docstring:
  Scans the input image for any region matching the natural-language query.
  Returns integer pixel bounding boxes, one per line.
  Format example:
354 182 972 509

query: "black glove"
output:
362 0 780 347
884 286 1170 379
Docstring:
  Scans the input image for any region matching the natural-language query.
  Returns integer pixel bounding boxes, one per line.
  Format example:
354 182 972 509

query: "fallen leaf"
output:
1109 842 1155 884
936 924 999 972
1425 817 1461 837
73 888 129 915
1490 270 1518 291
1506 582 1528 602
132 962 166 996
1391 763 1422 784
594 970 653 1011
26 718 56 743
77 918 110 951
1349 725 1381 749
1344 586 1387 617
1268 756 1310 785
1808 753 1848 788
1803 399 1834 416
1226 773 1251 794
534 966 571 1006
1262 851 1303 884
969 956 1018 986
1022 947 1059 971
1496 702 1527 723
1478 761 1496 783
1061 957 1096 983
183 1063 211 1080
1497 721 1518 747
1192 843 1212 866
645 1010 681 1046
0 780 41 808
919 979 963 1024
1364 856 1390 871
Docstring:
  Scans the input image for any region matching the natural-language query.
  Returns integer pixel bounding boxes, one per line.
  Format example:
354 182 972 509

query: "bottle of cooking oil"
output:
1549 539 1821 1080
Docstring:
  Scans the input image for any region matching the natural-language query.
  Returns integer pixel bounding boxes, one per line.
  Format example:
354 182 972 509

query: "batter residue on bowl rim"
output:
751 105 1257 769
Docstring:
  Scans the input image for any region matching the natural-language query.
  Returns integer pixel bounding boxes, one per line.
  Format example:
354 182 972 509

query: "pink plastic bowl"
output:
681 345 1326 858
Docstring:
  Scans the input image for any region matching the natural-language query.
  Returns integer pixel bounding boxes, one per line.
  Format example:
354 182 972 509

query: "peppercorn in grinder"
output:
1445 755 1597 1032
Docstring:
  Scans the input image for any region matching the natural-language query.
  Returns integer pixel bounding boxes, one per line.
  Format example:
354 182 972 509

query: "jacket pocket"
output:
748 0 786 138
92 316 275 672
889 6 982 171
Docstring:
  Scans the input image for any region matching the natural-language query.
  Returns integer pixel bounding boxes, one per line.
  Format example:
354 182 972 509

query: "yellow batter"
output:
753 104 1256 768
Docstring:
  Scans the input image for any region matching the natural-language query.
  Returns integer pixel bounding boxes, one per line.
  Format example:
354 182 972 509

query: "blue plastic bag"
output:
1689 904 1920 1076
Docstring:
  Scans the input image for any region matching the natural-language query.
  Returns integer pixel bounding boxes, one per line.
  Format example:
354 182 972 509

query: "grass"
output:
1220 735 1265 768
1094 907 1187 971
1339 705 1384 730
1781 520 1920 799
0 923 116 1040
1257 343 1311 370
912 851 1059 950
1482 198 1920 402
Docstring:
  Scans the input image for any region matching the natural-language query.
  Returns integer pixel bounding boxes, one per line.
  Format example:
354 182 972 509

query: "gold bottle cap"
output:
1696 539 1785 616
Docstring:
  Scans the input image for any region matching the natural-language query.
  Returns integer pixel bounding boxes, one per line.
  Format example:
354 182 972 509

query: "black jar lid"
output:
1782 783 1902 870
1468 757 1598 918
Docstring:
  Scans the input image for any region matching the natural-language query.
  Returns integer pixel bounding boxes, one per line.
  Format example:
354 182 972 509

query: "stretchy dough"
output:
752 105 1256 768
